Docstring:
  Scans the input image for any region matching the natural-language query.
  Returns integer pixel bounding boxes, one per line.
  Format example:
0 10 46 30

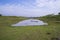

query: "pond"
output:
11 19 48 26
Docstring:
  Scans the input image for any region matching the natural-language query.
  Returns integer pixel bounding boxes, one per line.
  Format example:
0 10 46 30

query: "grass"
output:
0 16 60 40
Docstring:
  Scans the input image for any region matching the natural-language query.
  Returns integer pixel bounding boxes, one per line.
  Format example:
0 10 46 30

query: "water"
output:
11 19 48 26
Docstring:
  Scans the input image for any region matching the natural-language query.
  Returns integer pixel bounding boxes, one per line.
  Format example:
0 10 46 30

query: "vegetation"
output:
0 14 60 40
38 14 60 22
0 14 2 16
58 12 60 15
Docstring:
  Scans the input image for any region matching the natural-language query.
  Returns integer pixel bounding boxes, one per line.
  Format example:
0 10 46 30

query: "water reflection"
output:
12 19 48 26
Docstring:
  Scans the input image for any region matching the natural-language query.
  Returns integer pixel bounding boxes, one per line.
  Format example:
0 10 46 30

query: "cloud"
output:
0 0 60 17
36 0 60 13
0 4 49 17
36 0 60 9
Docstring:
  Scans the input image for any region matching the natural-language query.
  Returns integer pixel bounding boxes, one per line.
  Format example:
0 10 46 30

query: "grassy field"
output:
0 16 60 40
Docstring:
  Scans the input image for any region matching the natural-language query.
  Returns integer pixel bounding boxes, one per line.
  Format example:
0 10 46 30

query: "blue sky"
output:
0 0 60 17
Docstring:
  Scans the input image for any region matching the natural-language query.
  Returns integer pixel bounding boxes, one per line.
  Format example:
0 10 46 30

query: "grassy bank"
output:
0 16 60 40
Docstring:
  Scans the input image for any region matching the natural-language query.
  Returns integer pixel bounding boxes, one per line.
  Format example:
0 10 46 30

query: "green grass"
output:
0 16 60 40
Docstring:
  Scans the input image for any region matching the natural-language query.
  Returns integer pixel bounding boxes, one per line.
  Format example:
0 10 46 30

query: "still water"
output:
12 19 48 26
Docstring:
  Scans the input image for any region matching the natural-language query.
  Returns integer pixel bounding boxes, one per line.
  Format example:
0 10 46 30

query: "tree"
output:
0 14 2 16
58 12 60 15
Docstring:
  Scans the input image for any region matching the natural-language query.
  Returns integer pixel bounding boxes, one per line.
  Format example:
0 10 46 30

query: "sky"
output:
0 0 60 17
